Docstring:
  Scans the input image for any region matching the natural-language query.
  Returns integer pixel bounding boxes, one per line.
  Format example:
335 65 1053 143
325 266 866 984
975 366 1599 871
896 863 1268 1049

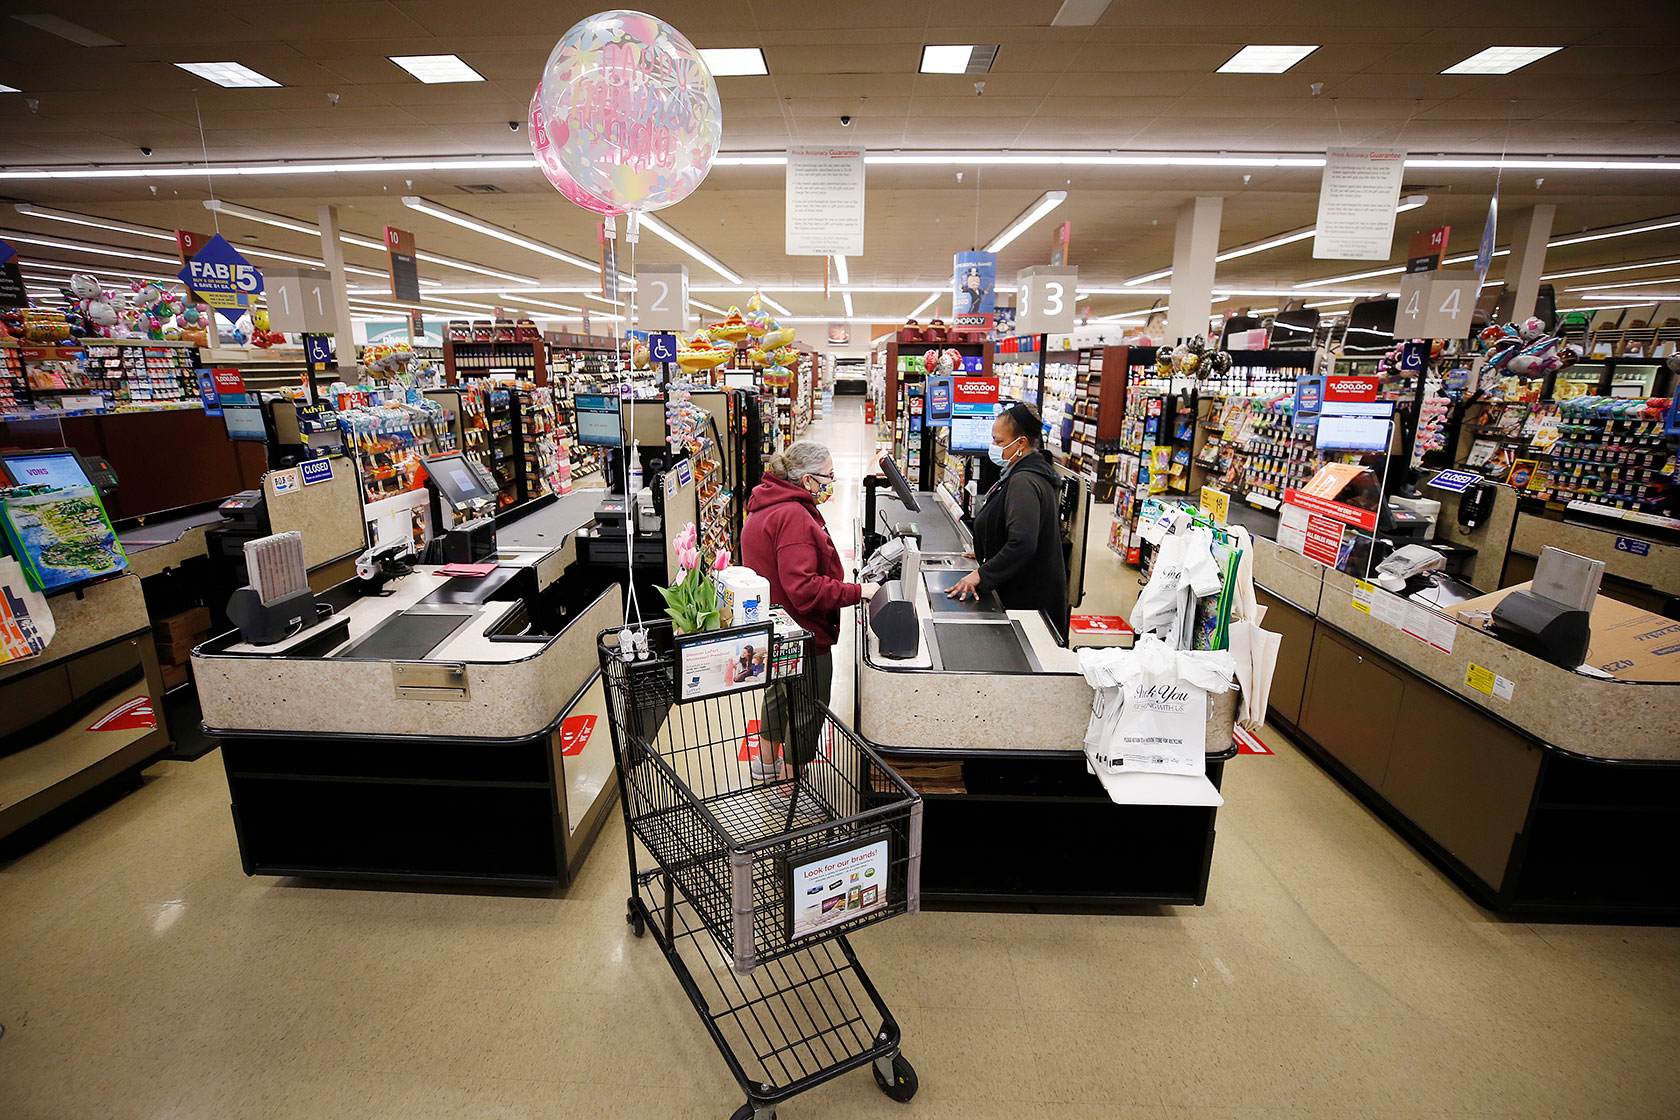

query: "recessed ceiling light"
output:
699 48 767 76
0 84 18 94
920 45 998 75
174 62 281 88
10 14 119 47
1217 45 1319 74
389 54 484 84
1441 46 1562 75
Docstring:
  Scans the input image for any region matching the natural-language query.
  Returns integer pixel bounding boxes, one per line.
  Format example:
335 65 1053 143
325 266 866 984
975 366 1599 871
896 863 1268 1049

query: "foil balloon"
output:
529 82 618 215
538 9 722 214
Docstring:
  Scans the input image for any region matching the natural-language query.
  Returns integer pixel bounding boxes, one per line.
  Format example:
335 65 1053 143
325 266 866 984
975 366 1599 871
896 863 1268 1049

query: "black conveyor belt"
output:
495 490 602 549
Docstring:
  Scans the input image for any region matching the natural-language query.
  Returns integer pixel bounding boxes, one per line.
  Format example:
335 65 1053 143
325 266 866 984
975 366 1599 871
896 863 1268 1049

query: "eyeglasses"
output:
809 471 835 482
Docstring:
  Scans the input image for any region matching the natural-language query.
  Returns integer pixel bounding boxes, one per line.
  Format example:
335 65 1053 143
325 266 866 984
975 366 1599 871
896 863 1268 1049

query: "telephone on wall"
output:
1458 483 1496 530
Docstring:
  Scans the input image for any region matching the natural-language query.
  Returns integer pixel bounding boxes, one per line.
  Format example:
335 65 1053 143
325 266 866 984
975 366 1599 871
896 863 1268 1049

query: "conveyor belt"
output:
877 490 967 554
927 619 1034 673
335 611 473 661
495 490 602 549
118 508 223 552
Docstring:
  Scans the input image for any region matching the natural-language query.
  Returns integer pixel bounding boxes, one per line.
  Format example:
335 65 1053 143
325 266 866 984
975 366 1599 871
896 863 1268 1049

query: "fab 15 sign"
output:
177 234 263 323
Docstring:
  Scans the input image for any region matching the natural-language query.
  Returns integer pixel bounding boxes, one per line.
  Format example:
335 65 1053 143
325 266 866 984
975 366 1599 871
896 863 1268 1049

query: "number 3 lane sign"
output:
1015 265 1078 336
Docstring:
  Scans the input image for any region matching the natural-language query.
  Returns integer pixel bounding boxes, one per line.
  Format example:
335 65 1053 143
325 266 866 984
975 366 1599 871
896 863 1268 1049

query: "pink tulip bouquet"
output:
657 522 731 633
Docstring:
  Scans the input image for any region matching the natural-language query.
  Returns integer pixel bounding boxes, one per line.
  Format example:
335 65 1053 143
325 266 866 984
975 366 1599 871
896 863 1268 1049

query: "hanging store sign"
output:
954 251 998 315
384 226 421 304
1312 148 1406 261
785 146 866 256
1396 272 1479 340
1407 226 1451 273
637 266 688 331
265 267 335 334
1014 266 1078 336
0 239 24 308
1050 220 1073 266
178 234 263 324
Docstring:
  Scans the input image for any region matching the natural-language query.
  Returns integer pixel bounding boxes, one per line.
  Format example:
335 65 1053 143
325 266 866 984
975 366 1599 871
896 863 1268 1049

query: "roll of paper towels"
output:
716 567 771 625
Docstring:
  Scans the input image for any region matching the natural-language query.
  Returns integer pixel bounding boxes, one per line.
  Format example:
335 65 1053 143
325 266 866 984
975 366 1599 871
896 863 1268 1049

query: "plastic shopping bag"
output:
1078 637 1236 777
0 556 55 664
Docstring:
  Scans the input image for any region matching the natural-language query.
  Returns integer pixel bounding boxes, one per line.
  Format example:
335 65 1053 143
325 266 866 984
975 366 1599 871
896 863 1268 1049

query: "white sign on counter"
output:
786 146 865 256
1312 148 1407 260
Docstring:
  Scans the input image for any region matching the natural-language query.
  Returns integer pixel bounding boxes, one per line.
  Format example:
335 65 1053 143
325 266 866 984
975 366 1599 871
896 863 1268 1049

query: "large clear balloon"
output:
538 9 722 214
529 83 618 215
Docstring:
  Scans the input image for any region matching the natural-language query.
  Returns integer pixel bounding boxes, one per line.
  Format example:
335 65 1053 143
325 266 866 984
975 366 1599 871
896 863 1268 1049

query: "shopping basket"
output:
599 617 923 1119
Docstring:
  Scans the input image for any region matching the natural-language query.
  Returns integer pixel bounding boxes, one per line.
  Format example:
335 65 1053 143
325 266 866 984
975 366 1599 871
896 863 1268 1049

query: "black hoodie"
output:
972 449 1067 626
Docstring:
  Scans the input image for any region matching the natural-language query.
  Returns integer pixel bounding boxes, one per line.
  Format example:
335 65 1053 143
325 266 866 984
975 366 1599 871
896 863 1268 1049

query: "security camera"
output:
508 120 520 132
840 114 852 127
327 92 340 107
139 146 152 157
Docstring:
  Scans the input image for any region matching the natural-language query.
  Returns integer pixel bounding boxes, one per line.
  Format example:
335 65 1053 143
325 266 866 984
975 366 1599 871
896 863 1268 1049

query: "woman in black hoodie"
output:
946 403 1068 628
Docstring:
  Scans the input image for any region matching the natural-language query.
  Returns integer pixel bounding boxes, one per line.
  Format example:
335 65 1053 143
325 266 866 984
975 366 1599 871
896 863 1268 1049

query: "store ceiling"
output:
3 1 1679 331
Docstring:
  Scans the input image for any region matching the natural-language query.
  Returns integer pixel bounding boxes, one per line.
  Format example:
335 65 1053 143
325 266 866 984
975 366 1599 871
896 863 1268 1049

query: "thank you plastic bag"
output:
1079 636 1235 777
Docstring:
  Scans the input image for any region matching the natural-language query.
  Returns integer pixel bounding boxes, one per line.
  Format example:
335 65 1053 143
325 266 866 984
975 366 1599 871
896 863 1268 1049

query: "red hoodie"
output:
741 473 861 650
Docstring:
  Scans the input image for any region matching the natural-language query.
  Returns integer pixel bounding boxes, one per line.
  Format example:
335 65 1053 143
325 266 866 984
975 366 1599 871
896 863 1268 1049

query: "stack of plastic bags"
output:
1078 636 1236 777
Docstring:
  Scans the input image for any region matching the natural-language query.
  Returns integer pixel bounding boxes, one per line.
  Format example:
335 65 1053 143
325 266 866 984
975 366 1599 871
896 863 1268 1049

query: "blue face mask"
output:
988 437 1019 468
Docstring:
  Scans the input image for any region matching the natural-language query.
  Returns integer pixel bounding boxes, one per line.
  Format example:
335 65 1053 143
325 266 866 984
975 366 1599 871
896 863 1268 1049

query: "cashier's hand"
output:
963 550 976 560
860 582 881 601
946 571 982 601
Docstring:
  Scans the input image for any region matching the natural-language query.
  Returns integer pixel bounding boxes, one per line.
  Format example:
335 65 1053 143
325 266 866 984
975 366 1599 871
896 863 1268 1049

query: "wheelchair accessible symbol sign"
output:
649 332 678 364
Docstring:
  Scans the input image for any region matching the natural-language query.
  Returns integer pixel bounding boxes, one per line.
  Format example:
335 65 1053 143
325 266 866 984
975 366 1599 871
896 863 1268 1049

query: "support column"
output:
1167 196 1223 346
315 204 358 362
1505 204 1555 323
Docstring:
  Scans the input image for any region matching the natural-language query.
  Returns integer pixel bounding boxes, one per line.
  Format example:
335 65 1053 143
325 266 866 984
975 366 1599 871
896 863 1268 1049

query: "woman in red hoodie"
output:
742 440 878 783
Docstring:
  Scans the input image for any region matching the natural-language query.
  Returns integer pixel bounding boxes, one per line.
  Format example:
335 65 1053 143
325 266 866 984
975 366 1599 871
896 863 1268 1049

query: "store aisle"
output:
1 400 1677 1120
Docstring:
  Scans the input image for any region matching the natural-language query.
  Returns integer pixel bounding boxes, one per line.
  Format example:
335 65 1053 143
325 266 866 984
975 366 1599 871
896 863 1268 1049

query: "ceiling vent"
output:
456 183 505 194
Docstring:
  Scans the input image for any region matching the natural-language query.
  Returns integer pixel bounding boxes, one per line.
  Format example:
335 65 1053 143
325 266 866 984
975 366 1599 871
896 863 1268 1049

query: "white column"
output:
1505 204 1555 322
315 204 357 361
1167 196 1223 345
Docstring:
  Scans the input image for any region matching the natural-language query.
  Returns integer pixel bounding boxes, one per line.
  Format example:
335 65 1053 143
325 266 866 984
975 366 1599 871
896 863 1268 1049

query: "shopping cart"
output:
598 617 923 1120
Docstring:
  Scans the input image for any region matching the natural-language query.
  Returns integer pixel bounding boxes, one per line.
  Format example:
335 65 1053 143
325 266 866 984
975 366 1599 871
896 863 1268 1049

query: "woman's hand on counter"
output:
860 581 881 601
946 571 982 601
963 550 976 560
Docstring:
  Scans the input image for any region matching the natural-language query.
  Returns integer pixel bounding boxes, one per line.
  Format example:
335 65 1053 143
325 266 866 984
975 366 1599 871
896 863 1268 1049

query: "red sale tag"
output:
87 696 156 733
560 714 596 756
1234 727 1272 755
737 718 762 761
1070 614 1132 634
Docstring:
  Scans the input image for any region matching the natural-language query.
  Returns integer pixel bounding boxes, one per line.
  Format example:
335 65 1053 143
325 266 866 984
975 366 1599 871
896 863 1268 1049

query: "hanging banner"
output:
383 226 420 304
1312 148 1407 261
0 239 24 308
785 146 865 256
953 251 997 315
1050 220 1073 266
174 229 214 303
178 234 263 324
1407 226 1450 273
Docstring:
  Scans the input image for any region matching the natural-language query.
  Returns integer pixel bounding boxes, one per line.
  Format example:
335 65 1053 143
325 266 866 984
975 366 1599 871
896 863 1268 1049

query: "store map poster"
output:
1 485 129 593
783 831 890 941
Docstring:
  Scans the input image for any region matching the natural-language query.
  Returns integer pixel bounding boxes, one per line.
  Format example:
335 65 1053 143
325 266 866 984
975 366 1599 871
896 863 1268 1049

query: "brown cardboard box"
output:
1454 582 1680 683
153 607 211 647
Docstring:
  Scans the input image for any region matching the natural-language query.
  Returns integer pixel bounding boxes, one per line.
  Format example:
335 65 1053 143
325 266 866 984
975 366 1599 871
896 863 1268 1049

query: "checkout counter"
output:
1223 489 1680 919
854 472 1241 907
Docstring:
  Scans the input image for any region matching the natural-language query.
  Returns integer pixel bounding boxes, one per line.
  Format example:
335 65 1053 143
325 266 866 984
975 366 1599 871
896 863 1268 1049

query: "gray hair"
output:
765 439 831 484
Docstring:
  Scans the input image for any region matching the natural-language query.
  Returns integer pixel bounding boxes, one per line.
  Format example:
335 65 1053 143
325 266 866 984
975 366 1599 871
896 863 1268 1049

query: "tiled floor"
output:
1 397 1676 1119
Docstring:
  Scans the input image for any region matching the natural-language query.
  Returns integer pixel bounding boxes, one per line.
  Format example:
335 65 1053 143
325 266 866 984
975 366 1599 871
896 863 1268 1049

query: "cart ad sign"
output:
178 234 263 323
674 623 773 703
784 832 889 940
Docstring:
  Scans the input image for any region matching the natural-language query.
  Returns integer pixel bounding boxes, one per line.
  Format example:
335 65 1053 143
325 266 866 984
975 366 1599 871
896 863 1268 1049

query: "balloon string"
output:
194 96 220 233
624 222 642 629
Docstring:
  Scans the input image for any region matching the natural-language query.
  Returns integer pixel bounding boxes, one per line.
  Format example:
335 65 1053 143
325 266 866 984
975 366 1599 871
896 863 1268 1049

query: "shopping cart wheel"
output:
625 901 645 938
872 1053 918 1102
728 1104 774 1120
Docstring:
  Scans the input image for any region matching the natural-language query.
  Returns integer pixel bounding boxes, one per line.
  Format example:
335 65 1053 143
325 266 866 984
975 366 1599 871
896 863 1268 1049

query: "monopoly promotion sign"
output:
178 233 263 323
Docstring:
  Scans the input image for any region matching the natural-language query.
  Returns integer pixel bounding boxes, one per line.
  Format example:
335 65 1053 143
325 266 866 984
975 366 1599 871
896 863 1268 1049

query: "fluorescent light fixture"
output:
1542 257 1680 282
920 45 997 75
23 261 166 284
908 291 941 319
758 292 793 316
10 14 119 47
13 203 173 241
1558 301 1664 313
0 231 175 265
1442 46 1562 75
691 299 727 316
1566 276 1680 292
1217 45 1319 74
1305 297 1355 308
1052 0 1112 27
1548 216 1680 248
1580 293 1680 301
699 48 767 76
174 62 281 88
843 292 855 317
402 196 598 272
1124 267 1174 287
985 190 1067 253
833 255 849 285
0 84 19 94
500 294 584 314
203 199 316 236
388 54 484 84
584 293 619 307
637 212 741 283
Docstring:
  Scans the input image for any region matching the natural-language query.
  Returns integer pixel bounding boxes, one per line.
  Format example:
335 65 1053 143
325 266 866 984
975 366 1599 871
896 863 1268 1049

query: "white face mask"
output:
988 436 1021 468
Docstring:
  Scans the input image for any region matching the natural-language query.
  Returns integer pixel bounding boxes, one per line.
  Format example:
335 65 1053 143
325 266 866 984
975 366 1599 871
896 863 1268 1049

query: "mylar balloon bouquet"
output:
529 81 617 215
537 9 722 214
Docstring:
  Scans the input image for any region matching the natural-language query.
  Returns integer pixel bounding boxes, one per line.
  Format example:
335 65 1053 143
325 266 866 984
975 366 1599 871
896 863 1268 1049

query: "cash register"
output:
420 452 497 564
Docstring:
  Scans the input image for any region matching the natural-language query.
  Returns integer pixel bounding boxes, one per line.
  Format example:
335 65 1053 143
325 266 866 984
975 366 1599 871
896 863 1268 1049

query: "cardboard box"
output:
161 662 190 691
1454 582 1680 683
153 607 211 647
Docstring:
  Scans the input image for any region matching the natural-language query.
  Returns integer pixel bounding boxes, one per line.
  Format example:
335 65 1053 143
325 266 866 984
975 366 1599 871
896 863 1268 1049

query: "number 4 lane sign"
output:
1396 271 1479 340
